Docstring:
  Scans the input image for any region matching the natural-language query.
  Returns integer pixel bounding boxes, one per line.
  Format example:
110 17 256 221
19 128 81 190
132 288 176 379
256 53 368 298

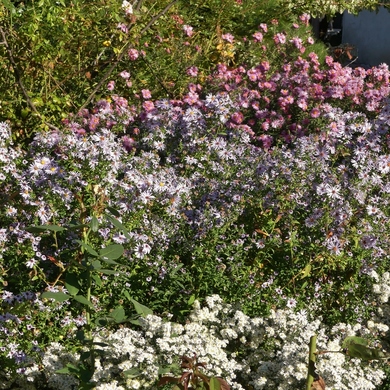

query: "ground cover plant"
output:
2 2 390 389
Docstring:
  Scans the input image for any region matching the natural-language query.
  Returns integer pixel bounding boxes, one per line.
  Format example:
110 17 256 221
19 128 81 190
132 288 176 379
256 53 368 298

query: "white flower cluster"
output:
371 271 390 303
6 295 388 389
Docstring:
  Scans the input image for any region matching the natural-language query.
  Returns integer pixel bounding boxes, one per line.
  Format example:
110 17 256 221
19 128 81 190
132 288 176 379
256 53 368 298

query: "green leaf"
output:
26 224 66 233
346 343 387 360
110 306 126 323
76 240 99 257
91 273 102 287
131 298 153 316
67 223 89 231
123 290 131 301
76 330 86 341
123 367 142 378
2 0 16 12
91 260 102 270
210 377 222 390
41 291 70 302
342 336 387 360
95 317 111 326
55 366 71 374
99 269 118 275
187 294 196 306
100 257 119 265
99 244 124 260
211 377 230 390
342 336 368 349
73 295 95 309
65 272 80 296
90 216 99 232
105 206 121 218
105 214 131 240
300 264 311 278
170 264 183 276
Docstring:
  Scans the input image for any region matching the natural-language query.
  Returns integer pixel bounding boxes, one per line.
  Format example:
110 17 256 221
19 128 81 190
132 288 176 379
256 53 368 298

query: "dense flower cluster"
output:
2 11 390 390
3 293 388 389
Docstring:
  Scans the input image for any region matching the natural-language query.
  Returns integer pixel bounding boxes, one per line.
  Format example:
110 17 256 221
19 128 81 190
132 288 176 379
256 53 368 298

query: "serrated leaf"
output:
65 273 80 296
73 295 95 309
99 244 124 260
90 216 99 232
131 298 153 316
110 306 126 323
41 291 70 302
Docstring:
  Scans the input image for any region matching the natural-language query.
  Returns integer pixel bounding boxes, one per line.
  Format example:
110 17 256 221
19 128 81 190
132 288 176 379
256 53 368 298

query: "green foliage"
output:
0 0 333 143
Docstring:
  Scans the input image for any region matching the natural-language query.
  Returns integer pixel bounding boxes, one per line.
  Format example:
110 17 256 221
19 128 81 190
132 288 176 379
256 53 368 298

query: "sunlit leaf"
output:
99 244 124 260
123 367 142 378
110 306 126 323
90 216 99 232
131 298 153 316
41 291 70 302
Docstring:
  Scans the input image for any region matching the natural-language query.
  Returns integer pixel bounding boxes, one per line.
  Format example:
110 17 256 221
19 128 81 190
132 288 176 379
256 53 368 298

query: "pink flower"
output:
252 32 263 43
122 136 135 152
273 33 286 45
307 37 315 45
299 13 310 26
186 66 198 77
142 101 155 111
290 37 303 50
231 111 244 124
120 70 130 79
259 23 268 32
128 48 139 61
141 89 152 99
183 25 194 37
117 23 128 34
107 80 115 91
258 134 273 149
310 107 321 118
221 33 234 43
